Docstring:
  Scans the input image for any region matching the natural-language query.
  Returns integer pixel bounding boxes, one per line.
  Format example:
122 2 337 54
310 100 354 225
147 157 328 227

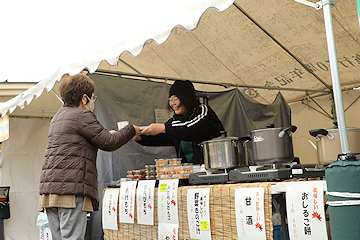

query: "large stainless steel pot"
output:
309 128 360 165
200 132 250 170
250 124 297 165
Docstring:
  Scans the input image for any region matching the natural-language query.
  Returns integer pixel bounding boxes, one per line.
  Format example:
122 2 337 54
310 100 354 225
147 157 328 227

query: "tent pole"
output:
322 0 350 154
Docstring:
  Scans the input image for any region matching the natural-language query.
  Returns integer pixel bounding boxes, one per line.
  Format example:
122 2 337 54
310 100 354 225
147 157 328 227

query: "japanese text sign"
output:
158 223 178 240
119 181 137 224
158 179 179 224
235 187 266 240
102 188 119 230
187 188 211 240
137 180 156 225
286 181 328 239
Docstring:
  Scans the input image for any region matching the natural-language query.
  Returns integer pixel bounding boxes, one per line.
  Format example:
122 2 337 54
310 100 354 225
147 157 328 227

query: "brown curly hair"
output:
59 74 95 107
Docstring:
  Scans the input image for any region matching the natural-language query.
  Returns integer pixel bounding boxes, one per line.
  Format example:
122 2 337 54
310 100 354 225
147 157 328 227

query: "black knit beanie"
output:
169 80 197 101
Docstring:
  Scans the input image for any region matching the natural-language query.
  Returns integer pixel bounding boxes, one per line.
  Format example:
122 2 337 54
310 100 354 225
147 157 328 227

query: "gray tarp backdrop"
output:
89 73 291 238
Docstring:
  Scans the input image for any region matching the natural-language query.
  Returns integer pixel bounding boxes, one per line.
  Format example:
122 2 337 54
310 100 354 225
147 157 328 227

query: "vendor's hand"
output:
141 123 165 136
130 125 142 142
109 130 117 134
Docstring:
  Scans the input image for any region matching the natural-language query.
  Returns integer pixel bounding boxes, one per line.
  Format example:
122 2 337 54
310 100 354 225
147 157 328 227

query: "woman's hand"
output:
130 125 142 141
141 123 165 136
109 130 117 134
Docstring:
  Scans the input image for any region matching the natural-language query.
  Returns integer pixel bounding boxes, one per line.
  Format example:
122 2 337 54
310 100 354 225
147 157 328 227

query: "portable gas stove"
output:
228 164 293 183
189 160 325 185
189 169 229 185
289 164 325 180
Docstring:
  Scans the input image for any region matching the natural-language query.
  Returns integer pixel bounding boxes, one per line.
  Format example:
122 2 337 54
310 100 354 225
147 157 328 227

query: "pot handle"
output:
337 152 360 161
235 136 251 142
309 129 334 142
220 131 227 138
278 125 298 137
234 136 251 146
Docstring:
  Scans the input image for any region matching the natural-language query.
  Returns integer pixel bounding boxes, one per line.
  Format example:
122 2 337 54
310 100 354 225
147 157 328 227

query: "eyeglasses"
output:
86 94 98 103
168 97 179 103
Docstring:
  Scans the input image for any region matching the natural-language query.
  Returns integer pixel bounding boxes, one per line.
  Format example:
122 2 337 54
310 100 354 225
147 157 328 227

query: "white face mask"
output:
85 94 95 112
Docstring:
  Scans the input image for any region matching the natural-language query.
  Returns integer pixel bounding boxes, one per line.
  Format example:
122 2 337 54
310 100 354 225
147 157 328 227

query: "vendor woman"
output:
135 80 224 164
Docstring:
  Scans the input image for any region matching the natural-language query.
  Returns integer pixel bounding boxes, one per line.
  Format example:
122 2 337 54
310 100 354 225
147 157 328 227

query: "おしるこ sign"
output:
235 187 266 240
286 181 328 239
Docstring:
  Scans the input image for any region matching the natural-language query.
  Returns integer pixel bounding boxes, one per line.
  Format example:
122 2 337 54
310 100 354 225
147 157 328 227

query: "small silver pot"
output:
200 134 250 170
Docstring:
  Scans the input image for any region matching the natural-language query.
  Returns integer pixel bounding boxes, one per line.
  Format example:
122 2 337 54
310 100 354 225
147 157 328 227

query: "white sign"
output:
137 180 156 225
286 182 328 240
155 109 173 124
117 121 129 130
102 188 119 230
158 179 179 224
187 188 211 240
158 223 178 240
235 187 266 240
119 181 137 224
0 113 9 142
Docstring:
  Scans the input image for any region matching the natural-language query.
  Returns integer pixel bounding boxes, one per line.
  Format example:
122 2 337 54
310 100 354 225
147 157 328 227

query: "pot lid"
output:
251 128 282 133
200 136 239 144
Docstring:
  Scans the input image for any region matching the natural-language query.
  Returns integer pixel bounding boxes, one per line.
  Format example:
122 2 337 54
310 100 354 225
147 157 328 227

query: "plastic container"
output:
145 165 156 171
126 175 137 180
172 173 190 179
146 175 156 180
158 174 172 180
127 170 135 175
145 170 156 176
134 174 145 180
155 159 168 166
134 169 146 175
169 158 182 165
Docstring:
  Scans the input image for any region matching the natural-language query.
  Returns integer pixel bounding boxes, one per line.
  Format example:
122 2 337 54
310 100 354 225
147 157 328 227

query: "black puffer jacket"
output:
39 107 135 211
139 104 224 164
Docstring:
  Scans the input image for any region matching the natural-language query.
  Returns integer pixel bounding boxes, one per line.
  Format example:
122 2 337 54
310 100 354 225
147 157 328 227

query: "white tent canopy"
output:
1 0 360 118
0 0 233 116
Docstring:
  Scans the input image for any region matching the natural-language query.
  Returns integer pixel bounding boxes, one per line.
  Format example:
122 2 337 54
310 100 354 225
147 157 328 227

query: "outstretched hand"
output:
141 123 165 136
130 125 142 142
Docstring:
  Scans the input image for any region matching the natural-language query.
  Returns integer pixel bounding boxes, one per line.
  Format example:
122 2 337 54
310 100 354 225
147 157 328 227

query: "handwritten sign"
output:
286 181 328 240
235 187 266 240
119 181 137 224
187 188 211 240
102 188 119 230
155 109 173 124
158 179 179 225
158 223 178 240
137 180 156 225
